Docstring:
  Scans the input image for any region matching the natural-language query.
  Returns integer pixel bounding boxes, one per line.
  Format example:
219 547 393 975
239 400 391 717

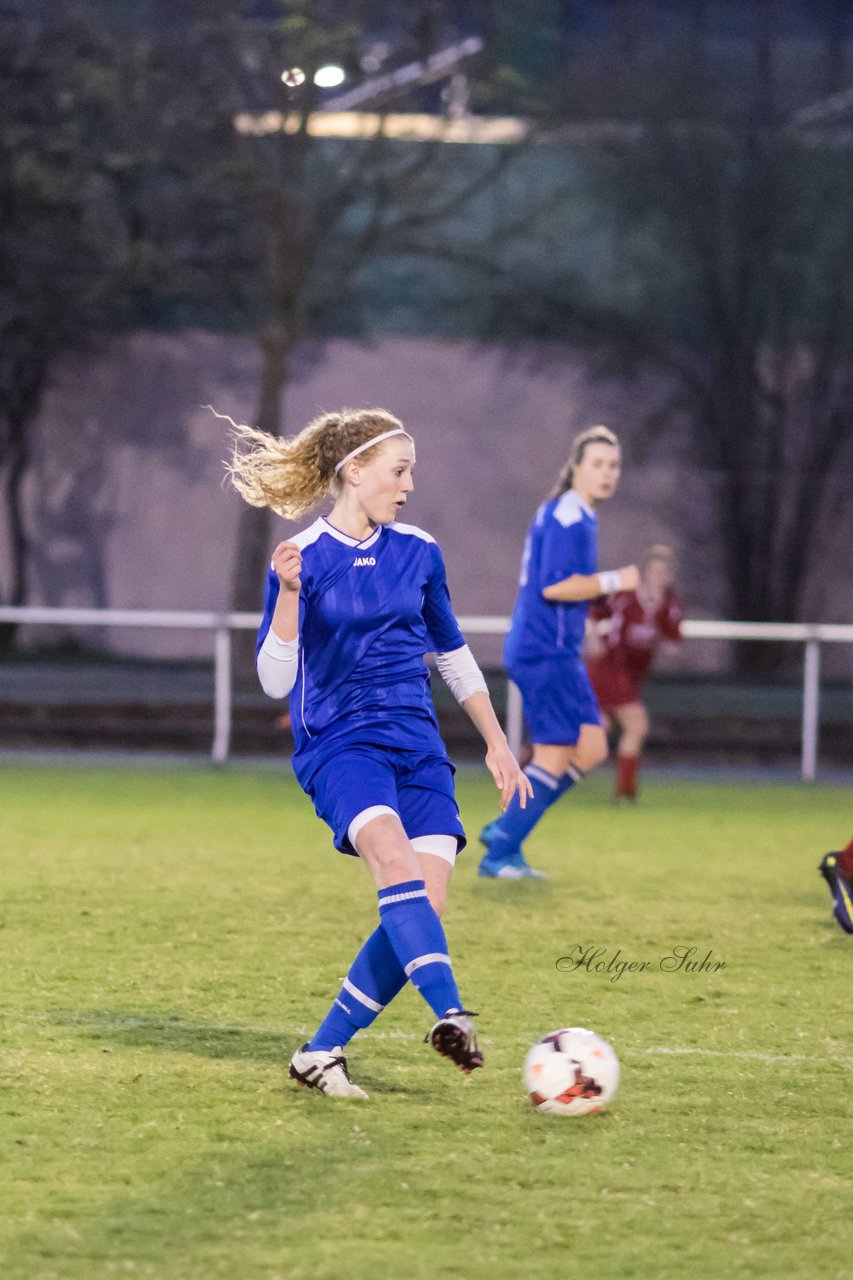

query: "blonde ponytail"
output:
223 407 410 520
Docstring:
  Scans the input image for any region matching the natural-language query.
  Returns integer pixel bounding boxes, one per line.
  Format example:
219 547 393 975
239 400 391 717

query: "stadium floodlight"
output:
320 36 483 112
314 65 346 88
233 36 499 142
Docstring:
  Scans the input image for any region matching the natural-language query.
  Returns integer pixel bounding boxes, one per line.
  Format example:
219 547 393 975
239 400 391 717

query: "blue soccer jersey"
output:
256 517 465 786
503 490 598 667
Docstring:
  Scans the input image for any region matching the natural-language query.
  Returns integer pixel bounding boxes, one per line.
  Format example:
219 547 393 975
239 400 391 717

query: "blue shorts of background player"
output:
307 745 467 857
510 656 601 747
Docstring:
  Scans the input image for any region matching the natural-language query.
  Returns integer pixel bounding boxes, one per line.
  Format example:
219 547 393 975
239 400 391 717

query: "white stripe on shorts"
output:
347 804 398 847
410 834 458 866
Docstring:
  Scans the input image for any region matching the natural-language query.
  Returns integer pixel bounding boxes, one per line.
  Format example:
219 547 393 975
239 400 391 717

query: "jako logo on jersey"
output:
353 556 376 567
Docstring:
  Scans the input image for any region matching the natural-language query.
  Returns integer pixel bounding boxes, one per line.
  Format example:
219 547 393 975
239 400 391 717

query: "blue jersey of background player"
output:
503 488 599 670
227 406 530 1099
479 425 639 879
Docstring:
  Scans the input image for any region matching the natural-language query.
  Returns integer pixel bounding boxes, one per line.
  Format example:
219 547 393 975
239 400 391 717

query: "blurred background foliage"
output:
2 0 853 662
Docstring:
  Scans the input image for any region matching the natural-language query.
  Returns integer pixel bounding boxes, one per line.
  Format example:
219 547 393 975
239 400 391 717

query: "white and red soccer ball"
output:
523 1026 620 1116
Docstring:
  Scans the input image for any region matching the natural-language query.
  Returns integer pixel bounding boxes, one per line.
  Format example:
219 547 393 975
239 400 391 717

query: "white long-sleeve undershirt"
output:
433 644 488 704
256 635 487 705
256 629 299 699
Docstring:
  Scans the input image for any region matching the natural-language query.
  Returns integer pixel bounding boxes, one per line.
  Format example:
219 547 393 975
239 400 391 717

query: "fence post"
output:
506 677 523 761
212 624 232 763
801 638 820 782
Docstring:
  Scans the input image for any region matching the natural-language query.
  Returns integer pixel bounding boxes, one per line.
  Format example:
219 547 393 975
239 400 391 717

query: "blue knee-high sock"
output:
377 879 462 1020
307 925 407 1052
485 765 584 861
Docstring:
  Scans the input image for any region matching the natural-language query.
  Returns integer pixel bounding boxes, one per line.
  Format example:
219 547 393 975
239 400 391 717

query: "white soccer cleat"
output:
289 1044 369 1099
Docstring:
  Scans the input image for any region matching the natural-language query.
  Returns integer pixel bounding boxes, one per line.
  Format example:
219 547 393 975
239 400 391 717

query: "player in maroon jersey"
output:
585 545 683 801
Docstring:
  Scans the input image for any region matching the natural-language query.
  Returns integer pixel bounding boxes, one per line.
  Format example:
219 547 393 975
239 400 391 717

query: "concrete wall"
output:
6 330 852 678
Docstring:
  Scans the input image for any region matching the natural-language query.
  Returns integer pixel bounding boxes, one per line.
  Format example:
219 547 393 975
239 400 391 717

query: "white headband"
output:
334 427 408 473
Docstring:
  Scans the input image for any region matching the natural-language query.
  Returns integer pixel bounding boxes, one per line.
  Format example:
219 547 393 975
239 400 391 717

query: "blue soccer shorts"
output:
510 655 602 746
304 744 467 857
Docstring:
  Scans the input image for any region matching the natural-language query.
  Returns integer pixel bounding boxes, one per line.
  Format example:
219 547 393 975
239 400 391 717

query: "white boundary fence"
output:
1 607 852 780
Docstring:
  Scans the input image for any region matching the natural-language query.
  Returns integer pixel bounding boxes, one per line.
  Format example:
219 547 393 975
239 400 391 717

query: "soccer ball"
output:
523 1027 619 1116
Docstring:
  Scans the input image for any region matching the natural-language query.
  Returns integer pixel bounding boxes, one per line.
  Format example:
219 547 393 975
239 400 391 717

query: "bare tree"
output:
602 126 853 637
0 0 518 646
0 1 245 644
0 4 115 641
185 1 513 614
475 1 853 666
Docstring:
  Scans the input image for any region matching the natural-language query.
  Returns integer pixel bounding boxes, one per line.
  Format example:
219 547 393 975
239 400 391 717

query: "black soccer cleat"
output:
818 852 853 936
427 1010 484 1073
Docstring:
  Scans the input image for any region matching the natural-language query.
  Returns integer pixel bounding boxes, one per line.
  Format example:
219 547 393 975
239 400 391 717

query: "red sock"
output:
616 754 639 798
837 837 853 880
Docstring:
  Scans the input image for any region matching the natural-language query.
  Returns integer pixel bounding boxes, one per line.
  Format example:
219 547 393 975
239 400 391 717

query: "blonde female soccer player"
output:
228 407 530 1099
479 425 637 878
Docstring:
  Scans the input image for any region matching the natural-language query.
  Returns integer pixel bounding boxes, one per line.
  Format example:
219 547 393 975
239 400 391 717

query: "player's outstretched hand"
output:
272 541 302 591
486 740 534 812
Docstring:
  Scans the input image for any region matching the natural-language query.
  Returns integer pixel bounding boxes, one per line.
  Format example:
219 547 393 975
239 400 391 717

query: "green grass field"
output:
1 762 851 1280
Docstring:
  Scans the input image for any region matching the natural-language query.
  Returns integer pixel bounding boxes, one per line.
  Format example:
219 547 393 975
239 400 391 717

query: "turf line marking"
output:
16 1016 852 1068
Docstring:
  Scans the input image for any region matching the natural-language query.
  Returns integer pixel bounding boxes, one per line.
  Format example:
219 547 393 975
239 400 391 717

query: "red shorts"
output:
587 661 642 715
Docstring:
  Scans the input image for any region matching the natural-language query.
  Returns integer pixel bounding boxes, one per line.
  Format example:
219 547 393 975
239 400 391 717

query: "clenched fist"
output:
271 541 302 592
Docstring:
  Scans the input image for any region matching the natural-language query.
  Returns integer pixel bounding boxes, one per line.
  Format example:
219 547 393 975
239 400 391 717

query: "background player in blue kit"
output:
228 407 530 1099
479 425 638 879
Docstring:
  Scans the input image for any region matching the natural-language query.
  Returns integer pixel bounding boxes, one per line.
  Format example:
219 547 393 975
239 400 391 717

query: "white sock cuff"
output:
525 764 560 791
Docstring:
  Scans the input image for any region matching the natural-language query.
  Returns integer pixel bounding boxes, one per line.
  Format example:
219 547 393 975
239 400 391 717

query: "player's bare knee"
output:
355 815 419 883
576 737 608 771
358 813 403 846
374 846 418 881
